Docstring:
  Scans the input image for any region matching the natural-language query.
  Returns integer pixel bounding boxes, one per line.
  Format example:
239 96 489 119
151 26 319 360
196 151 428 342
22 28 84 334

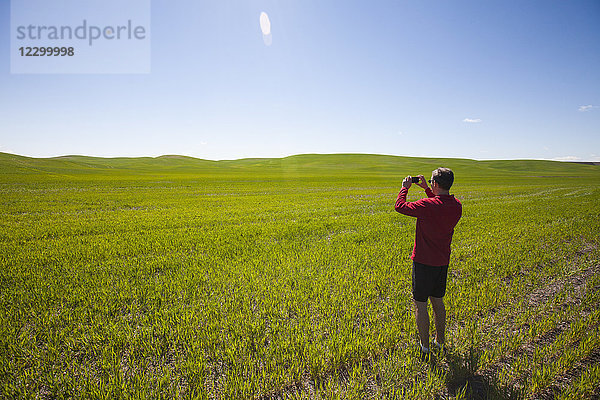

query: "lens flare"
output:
260 12 272 46
260 12 271 35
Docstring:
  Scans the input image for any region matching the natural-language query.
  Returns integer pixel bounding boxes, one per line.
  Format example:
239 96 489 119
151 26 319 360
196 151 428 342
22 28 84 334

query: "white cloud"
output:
552 155 582 161
463 118 482 123
578 105 597 112
552 154 600 162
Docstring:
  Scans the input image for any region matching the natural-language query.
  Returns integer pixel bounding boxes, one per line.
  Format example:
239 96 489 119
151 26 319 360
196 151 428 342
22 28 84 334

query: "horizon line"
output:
1 150 598 164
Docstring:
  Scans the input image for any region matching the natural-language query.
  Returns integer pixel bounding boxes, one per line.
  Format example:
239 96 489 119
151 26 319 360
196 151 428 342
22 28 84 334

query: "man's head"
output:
430 168 454 192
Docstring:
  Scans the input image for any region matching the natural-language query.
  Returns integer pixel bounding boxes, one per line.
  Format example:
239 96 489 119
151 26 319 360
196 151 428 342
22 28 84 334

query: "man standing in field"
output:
394 168 462 357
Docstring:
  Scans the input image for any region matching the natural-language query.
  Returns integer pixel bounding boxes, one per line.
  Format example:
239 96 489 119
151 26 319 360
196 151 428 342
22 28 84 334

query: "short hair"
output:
432 167 454 190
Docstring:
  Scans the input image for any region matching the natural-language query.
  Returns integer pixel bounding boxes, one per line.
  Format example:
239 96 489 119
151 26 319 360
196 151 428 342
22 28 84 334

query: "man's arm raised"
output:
395 175 429 217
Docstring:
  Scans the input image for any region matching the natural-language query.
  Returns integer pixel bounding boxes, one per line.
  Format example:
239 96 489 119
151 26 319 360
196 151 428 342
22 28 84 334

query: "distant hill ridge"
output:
572 161 600 166
0 152 597 180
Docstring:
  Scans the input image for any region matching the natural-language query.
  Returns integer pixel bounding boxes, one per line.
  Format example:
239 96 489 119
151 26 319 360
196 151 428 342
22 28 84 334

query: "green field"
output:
1 152 599 399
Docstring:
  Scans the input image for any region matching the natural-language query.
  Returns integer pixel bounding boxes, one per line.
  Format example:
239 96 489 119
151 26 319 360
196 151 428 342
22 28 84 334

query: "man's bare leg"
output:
414 300 430 350
429 296 446 346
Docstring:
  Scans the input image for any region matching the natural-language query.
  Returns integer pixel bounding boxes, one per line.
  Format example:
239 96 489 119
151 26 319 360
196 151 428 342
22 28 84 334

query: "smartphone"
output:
411 177 420 183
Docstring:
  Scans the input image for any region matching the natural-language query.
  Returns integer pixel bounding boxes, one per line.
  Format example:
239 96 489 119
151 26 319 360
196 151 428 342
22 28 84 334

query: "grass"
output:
0 152 599 399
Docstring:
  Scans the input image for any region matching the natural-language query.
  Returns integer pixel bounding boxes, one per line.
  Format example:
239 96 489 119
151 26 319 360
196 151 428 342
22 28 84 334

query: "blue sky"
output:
1 0 599 161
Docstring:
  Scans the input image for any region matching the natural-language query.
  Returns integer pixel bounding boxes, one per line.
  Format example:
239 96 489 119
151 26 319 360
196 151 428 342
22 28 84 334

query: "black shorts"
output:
412 261 448 302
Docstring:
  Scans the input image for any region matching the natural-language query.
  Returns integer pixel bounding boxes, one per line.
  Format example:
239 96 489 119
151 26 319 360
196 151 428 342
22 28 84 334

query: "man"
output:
394 167 462 357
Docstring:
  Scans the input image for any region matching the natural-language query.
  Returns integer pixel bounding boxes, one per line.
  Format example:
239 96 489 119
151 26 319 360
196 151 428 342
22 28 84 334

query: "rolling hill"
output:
1 152 598 182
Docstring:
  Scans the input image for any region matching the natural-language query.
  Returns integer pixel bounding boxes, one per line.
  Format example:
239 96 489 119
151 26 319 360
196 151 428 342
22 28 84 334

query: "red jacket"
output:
395 187 462 266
